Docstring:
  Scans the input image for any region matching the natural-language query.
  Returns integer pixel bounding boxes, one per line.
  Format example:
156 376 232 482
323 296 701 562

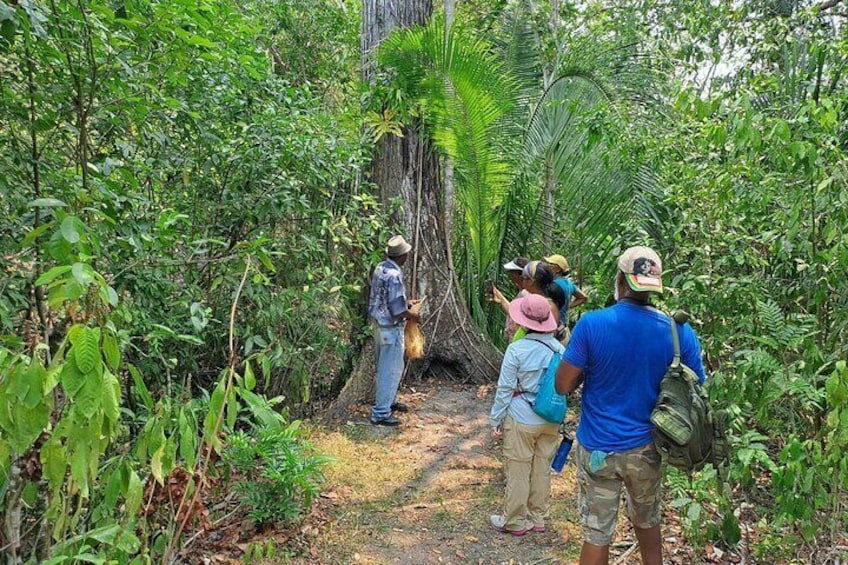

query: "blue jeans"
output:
371 324 405 421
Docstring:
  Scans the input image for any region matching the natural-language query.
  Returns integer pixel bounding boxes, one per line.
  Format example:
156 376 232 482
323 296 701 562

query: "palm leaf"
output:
379 17 517 321
500 33 667 279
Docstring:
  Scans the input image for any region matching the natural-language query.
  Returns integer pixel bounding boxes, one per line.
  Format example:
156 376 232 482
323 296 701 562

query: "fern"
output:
756 299 786 337
222 424 329 526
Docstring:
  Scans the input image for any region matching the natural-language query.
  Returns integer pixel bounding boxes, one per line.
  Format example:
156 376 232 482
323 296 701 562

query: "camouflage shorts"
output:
575 442 663 546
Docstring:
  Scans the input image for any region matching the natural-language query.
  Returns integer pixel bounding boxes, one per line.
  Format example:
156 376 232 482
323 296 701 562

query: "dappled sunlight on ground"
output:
296 382 754 564
303 384 584 564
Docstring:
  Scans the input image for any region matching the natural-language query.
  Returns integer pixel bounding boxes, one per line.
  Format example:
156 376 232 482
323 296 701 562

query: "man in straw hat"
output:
367 235 421 426
555 246 706 565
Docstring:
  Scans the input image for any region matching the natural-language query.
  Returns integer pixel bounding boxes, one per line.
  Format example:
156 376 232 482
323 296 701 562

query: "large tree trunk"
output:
324 0 501 420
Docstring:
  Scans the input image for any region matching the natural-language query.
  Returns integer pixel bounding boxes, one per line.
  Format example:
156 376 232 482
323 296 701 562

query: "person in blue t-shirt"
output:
554 246 705 565
542 254 587 345
543 254 588 319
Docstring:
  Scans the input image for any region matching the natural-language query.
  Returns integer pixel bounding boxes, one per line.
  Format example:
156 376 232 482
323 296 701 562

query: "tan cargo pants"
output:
501 416 560 532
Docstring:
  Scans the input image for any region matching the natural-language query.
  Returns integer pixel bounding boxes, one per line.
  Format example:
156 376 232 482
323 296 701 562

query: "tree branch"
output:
817 0 843 10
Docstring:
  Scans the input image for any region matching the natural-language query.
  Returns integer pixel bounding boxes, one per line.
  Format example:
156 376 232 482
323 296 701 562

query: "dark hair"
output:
545 281 566 311
525 261 553 288
513 256 529 269
525 262 565 310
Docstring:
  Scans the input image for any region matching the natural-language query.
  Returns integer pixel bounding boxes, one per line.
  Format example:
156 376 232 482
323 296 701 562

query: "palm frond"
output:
505 35 668 279
379 17 517 320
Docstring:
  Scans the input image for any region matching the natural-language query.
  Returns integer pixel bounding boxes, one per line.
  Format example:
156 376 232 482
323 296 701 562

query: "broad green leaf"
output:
209 379 225 416
686 502 702 522
87 524 136 550
102 371 121 423
69 444 91 498
239 389 284 427
226 390 238 429
67 554 105 565
60 351 86 398
125 467 143 513
28 198 68 208
22 362 46 409
35 265 72 286
75 378 102 421
7 360 31 401
73 327 101 374
102 330 120 371
60 215 81 244
0 438 10 481
98 284 119 307
21 221 54 248
826 371 848 406
150 443 165 485
203 409 218 445
103 466 124 509
243 360 255 391
43 365 61 395
41 438 67 489
71 262 94 287
128 365 153 412
202 382 223 454
178 409 197 467
67 325 83 343
261 355 271 388
114 528 141 553
7 401 49 453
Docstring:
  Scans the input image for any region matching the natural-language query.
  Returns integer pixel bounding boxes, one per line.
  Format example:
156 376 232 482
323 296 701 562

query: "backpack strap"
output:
670 318 682 369
668 309 692 370
515 336 559 399
524 335 559 355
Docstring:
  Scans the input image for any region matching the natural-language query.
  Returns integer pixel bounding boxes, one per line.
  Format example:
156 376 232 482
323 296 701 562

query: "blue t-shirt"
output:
563 301 706 452
554 278 577 315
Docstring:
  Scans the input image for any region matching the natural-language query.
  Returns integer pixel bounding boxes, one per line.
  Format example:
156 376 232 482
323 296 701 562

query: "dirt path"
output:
300 382 680 565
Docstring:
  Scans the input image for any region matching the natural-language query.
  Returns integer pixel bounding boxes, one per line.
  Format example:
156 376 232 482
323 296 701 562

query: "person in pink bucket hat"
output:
488 293 564 536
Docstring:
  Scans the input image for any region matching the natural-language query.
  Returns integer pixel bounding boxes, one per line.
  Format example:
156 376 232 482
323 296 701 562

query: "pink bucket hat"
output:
508 294 557 333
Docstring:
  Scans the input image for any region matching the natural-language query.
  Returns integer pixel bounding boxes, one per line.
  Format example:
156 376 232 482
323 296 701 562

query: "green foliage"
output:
0 261 142 560
1 0 847 561
222 422 329 526
0 0 375 407
621 0 848 554
1 0 357 561
378 10 663 335
379 16 516 319
242 538 279 563
505 0 848 557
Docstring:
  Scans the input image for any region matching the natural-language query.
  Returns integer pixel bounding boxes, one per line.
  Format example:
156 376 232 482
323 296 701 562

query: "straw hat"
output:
386 235 412 257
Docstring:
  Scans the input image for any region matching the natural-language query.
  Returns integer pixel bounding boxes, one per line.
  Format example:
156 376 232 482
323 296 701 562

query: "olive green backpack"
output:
650 311 730 472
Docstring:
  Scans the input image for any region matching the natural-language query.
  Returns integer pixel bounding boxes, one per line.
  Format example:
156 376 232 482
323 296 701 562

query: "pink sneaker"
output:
531 524 546 533
489 515 529 537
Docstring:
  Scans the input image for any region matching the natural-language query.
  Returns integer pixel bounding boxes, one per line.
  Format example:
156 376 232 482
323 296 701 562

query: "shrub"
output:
222 422 330 525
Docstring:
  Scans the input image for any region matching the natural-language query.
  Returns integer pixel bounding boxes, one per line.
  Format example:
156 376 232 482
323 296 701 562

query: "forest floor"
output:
243 381 747 565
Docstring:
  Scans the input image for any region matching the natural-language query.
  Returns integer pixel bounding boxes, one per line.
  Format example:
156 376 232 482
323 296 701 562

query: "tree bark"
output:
443 0 455 259
324 0 502 420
